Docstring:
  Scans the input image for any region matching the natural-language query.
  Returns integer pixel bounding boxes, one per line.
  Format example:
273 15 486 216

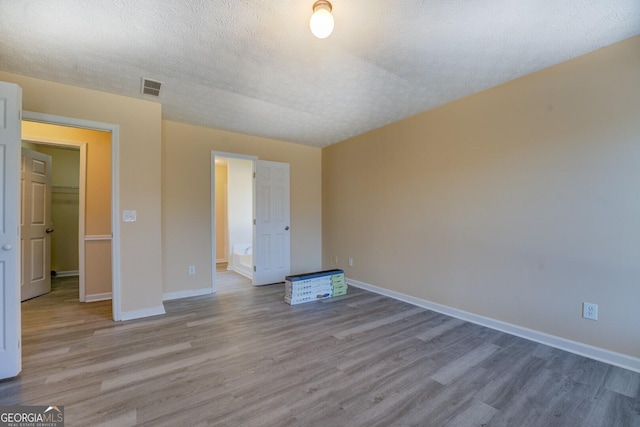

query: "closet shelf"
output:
52 184 79 190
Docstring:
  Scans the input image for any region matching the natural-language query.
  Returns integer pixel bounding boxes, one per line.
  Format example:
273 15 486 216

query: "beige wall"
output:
23 123 112 235
215 164 228 262
85 240 113 298
2 71 164 314
162 120 322 294
323 36 640 358
22 122 113 296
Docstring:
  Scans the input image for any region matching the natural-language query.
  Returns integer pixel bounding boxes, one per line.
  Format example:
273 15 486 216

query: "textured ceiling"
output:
1 1 639 147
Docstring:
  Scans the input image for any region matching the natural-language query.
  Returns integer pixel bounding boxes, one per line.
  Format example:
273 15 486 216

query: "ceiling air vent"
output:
141 78 162 97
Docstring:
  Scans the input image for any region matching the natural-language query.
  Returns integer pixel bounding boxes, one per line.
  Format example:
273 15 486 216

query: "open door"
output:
21 147 52 301
0 82 22 379
253 160 291 286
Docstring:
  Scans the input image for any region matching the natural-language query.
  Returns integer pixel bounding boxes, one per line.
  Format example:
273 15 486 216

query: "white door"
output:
21 148 52 301
0 82 22 379
253 160 290 286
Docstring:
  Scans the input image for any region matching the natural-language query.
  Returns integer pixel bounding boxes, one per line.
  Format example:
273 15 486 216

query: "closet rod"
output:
51 184 79 190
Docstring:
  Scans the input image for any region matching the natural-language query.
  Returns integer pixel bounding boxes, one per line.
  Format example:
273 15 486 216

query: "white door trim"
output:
23 111 121 321
21 136 88 301
210 151 257 294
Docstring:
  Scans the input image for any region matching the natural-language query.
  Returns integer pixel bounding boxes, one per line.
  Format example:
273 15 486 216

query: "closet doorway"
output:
22 121 113 304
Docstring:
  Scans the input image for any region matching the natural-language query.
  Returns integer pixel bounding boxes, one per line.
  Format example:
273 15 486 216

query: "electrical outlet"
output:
348 258 353 267
188 265 196 275
583 302 598 320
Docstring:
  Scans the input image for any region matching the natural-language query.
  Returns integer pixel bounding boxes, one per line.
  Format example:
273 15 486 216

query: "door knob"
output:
46 228 54 234
285 226 290 231
2 244 12 251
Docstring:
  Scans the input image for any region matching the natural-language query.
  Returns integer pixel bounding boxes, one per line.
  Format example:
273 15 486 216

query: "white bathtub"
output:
231 243 253 279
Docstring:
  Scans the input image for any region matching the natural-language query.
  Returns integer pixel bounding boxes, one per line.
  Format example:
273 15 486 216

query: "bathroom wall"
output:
226 158 253 272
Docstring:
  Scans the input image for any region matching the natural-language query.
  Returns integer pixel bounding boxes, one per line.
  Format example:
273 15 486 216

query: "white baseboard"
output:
163 287 213 301
347 278 640 373
216 258 228 264
55 270 79 278
119 305 166 321
85 292 112 302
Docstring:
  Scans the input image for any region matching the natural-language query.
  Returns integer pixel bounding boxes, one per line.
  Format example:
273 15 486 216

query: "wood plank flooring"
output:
1 273 638 426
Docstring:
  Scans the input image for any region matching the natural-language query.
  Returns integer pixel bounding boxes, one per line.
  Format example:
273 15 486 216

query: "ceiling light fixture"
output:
310 0 334 39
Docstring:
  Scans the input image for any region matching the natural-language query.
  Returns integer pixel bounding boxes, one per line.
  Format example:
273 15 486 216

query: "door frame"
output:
21 137 88 301
210 151 257 294
23 111 121 321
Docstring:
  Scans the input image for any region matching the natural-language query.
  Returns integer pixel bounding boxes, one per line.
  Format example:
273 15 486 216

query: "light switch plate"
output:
123 210 137 222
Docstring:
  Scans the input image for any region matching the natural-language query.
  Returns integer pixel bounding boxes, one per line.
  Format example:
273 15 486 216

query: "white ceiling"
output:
1 1 638 147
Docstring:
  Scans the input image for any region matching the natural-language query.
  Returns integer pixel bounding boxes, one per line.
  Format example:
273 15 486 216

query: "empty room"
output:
0 1 639 426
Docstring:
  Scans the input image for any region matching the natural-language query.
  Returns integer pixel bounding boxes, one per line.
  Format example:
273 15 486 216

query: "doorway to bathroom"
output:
210 152 291 292
214 155 254 291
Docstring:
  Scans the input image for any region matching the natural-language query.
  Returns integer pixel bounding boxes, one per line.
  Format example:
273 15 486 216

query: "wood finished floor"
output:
1 273 638 426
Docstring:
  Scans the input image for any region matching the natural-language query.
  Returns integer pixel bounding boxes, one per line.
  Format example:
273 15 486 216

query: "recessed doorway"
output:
210 152 292 292
212 154 255 292
21 112 121 321
22 121 113 304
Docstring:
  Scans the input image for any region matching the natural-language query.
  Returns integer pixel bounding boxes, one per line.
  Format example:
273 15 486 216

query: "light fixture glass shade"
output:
310 1 334 39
